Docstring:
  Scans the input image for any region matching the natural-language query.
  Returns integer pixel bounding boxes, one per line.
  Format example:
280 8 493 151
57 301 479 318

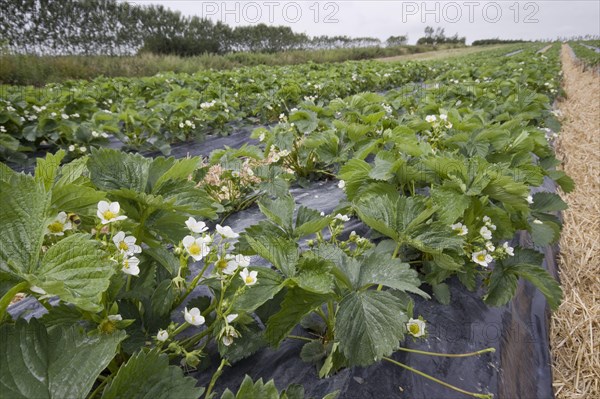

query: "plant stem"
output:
382 357 493 399
397 347 495 358
125 275 132 292
288 335 313 342
0 281 29 322
88 376 111 399
204 358 229 399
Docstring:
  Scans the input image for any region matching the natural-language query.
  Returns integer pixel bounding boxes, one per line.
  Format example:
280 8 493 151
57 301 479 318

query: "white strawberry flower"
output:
480 226 493 240
113 231 141 255
240 268 258 286
97 201 127 224
46 212 73 236
122 256 140 276
439 114 448 121
533 219 543 225
108 314 122 321
184 307 205 326
231 254 250 268
185 217 208 234
183 235 212 261
502 242 515 256
425 115 437 123
226 314 238 323
338 180 346 189
407 318 426 337
157 329 169 342
216 224 239 239
485 242 496 252
450 222 468 236
219 255 239 275
472 250 493 267
334 214 350 222
526 195 534 204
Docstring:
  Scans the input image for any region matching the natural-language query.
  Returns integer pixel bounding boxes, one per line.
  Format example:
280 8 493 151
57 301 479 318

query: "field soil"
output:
551 44 600 398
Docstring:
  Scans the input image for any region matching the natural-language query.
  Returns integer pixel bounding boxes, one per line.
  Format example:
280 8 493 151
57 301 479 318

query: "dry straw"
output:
551 45 600 398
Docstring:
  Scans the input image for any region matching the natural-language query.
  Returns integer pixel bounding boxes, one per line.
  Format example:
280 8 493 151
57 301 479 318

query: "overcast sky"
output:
131 1 600 44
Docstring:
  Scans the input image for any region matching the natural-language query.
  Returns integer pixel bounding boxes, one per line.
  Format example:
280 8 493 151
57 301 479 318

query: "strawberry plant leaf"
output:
336 290 408 366
101 349 202 399
0 319 125 399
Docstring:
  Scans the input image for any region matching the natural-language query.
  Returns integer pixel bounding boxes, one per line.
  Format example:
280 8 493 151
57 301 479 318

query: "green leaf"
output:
88 148 151 192
484 248 560 309
0 174 50 278
531 192 567 212
430 186 471 223
258 195 295 232
231 267 285 313
530 220 559 246
0 318 125 399
265 287 330 346
338 159 371 201
336 290 407 366
432 283 451 305
35 151 65 191
50 183 106 215
300 340 327 363
101 349 202 399
513 262 562 310
368 151 402 181
484 263 518 307
358 252 429 298
220 322 267 363
152 157 200 191
295 206 330 237
243 226 299 277
35 233 115 312
151 280 176 317
353 192 402 241
289 110 318 134
222 375 280 399
291 256 335 294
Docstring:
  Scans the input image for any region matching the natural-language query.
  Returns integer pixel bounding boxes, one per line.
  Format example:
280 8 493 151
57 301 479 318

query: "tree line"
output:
416 27 466 45
0 0 408 56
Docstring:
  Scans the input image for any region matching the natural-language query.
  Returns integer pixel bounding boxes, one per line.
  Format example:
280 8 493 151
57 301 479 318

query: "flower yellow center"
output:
123 259 129 269
48 221 64 233
189 243 201 256
103 210 117 220
477 254 486 262
216 258 228 270
119 241 129 251
245 276 254 284
409 324 420 335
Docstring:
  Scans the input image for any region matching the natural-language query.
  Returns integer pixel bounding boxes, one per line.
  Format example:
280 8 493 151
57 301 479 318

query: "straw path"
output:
551 44 600 399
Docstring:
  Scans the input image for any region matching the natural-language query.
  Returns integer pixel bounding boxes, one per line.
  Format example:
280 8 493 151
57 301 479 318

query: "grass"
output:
374 44 512 62
0 44 466 86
